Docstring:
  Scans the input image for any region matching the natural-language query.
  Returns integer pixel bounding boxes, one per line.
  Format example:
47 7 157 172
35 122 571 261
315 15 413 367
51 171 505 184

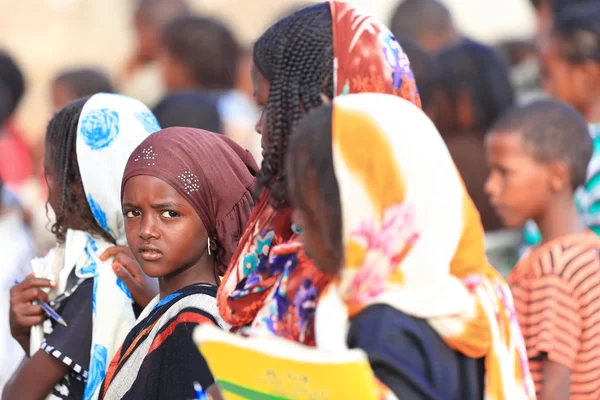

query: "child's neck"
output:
158 257 217 299
535 192 587 244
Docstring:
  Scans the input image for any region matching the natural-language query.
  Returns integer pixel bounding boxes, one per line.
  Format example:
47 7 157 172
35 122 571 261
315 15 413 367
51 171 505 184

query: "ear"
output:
547 160 570 192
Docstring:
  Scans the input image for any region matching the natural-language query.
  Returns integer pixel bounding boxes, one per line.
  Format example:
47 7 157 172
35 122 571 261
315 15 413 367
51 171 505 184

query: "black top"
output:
42 277 93 400
347 304 485 400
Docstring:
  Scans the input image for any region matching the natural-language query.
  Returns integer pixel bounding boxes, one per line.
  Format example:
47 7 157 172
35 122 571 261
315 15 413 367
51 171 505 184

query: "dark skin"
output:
485 129 577 399
51 80 76 113
540 36 600 123
4 163 158 399
122 175 217 298
4 160 91 400
250 61 271 157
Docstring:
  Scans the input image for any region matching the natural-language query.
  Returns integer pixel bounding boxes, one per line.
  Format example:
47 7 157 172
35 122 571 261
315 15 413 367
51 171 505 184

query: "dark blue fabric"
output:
347 304 484 400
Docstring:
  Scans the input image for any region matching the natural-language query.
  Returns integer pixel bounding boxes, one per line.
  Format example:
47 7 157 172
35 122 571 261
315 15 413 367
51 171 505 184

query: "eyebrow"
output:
150 202 183 209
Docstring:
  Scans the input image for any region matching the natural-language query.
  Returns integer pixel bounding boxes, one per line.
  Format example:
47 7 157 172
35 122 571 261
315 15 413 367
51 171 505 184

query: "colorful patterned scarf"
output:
315 93 535 400
217 0 421 345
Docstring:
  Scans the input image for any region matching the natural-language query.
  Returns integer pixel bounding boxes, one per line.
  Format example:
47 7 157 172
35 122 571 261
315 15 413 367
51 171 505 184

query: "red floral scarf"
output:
217 0 421 345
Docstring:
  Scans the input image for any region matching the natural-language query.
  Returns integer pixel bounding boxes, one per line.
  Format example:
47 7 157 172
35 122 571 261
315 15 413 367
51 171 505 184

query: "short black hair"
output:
153 91 223 133
390 0 453 42
44 98 114 243
397 38 440 110
253 2 334 209
489 99 592 190
286 104 342 266
437 39 515 132
54 68 114 99
162 15 241 90
0 50 25 123
136 0 191 29
552 2 600 63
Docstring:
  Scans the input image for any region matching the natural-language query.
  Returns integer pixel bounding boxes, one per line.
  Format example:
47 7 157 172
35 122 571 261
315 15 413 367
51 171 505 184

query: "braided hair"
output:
44 98 114 244
253 2 334 210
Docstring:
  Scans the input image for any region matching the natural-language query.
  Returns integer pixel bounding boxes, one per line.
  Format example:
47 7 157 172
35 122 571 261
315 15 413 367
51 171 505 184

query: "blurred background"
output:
0 0 535 140
0 0 550 271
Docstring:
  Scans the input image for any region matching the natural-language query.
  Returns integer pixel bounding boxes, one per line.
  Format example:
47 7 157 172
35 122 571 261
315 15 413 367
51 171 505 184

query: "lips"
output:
138 245 163 261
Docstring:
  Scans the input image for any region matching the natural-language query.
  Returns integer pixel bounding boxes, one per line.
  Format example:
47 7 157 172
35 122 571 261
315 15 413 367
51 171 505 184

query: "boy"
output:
485 99 600 400
540 4 600 235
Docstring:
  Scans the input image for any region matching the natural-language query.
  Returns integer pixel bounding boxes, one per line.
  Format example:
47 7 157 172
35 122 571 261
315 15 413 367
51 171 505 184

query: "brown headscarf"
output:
122 127 258 275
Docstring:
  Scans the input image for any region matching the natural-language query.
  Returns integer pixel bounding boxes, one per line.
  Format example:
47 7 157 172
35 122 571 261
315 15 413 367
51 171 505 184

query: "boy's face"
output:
157 48 192 92
485 130 552 228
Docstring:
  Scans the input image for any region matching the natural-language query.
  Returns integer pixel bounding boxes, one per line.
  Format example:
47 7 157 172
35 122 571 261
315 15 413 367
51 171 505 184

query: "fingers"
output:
112 261 136 284
99 245 131 261
113 252 141 280
10 278 55 299
15 315 45 328
15 303 43 317
11 287 50 305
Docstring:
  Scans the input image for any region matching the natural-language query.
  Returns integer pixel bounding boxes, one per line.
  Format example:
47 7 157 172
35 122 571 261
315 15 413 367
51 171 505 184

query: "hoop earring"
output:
207 237 211 256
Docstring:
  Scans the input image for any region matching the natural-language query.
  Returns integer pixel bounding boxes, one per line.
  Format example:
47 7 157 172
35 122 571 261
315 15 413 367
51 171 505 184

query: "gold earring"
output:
207 237 211 256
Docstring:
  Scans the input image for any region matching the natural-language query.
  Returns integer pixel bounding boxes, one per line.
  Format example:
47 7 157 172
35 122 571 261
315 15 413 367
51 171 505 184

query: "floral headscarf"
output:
315 93 535 400
217 0 420 346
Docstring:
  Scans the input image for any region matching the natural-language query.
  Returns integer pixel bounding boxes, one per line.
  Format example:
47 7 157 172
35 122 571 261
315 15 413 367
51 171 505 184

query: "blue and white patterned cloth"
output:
33 93 160 400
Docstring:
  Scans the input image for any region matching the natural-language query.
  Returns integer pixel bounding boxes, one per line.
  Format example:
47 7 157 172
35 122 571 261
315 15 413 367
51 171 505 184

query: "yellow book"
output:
193 325 380 400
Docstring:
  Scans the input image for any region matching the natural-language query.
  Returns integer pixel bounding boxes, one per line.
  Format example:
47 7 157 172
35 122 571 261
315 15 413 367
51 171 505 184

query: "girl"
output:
286 93 535 399
5 93 160 400
99 127 257 399
217 0 421 346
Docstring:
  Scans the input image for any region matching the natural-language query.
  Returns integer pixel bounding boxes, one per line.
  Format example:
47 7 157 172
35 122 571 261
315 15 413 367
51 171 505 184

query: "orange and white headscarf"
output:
315 93 535 400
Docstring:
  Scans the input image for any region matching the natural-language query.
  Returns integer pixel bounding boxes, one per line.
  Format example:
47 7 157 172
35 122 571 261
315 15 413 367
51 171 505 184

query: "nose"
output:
140 215 159 240
255 109 265 135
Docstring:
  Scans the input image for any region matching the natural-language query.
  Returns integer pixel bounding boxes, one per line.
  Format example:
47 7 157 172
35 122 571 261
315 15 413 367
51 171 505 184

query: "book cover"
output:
193 325 380 400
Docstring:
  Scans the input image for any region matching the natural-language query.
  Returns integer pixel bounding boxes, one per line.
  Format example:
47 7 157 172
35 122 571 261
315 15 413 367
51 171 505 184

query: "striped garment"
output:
508 232 600 399
99 284 229 400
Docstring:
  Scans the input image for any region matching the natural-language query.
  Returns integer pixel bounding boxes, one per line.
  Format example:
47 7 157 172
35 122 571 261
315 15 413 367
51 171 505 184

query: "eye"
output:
125 210 140 218
161 210 179 219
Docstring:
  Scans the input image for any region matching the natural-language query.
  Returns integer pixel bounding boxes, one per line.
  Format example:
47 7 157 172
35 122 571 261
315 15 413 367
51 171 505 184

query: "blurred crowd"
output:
1 0 600 398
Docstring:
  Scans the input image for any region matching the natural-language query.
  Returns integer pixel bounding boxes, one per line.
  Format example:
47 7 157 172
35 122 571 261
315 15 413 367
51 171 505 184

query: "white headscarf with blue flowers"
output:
31 94 160 400
76 93 160 399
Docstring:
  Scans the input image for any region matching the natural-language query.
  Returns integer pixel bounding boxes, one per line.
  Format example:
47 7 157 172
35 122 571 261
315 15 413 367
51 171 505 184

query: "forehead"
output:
486 130 530 158
123 174 186 202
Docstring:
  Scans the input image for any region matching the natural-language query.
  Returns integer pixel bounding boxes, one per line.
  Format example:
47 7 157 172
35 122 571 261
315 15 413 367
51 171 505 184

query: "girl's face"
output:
122 175 210 279
540 36 596 116
250 61 271 158
290 169 342 276
43 156 59 214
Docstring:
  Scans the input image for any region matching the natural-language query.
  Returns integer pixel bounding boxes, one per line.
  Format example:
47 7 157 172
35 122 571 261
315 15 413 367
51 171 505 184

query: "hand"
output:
100 246 159 308
9 275 55 352
206 384 224 400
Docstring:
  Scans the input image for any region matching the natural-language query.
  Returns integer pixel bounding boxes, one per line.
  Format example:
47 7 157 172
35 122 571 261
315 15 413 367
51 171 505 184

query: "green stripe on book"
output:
217 380 292 400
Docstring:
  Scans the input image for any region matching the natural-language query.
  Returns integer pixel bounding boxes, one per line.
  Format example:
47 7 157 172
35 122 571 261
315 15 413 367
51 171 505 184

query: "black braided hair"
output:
253 2 334 210
44 98 114 244
286 104 343 269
